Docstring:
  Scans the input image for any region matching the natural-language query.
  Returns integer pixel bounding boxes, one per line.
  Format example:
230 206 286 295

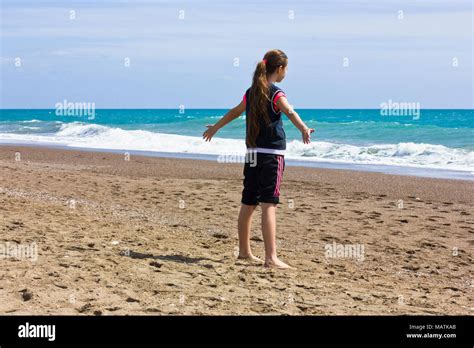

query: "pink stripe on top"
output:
243 93 246 104
273 91 286 112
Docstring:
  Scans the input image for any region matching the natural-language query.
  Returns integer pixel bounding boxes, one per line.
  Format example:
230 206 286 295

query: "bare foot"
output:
264 258 294 269
237 254 264 263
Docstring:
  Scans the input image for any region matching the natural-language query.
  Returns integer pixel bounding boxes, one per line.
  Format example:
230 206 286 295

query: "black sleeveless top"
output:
243 83 286 151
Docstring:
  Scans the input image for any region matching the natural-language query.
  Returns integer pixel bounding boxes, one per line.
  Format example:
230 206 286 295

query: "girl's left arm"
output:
277 97 314 144
203 100 246 142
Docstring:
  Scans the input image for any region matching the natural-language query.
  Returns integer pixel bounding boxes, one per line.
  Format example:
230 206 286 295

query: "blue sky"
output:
1 0 472 109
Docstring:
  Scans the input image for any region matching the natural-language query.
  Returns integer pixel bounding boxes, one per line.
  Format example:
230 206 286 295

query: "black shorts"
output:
241 153 285 205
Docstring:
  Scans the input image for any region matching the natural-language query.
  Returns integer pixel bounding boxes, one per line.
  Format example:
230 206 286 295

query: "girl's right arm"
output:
202 100 246 142
277 97 314 144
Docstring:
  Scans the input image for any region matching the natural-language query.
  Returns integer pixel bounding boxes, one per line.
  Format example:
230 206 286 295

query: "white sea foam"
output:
285 140 474 170
20 119 42 123
0 122 473 172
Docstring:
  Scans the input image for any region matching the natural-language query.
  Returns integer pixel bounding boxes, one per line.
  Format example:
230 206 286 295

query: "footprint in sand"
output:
212 232 228 239
149 261 163 268
351 210 364 214
421 241 446 249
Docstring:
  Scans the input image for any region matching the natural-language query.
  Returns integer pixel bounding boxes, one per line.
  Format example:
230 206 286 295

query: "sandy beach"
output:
0 145 472 315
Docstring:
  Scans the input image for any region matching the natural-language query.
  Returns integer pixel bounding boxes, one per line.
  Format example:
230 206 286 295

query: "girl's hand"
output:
203 124 217 142
301 127 314 144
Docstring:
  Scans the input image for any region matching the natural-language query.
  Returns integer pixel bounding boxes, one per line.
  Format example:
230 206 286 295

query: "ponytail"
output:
247 60 270 147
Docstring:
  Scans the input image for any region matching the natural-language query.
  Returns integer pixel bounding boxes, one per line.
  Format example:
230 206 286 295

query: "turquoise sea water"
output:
0 109 473 177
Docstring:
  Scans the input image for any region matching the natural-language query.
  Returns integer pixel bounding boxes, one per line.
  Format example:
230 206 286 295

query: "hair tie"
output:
262 59 267 65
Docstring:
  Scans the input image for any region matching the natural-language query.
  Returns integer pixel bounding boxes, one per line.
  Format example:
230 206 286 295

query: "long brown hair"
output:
247 49 288 147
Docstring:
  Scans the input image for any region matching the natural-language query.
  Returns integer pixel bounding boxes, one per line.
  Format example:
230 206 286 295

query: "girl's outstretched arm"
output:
203 100 246 142
276 97 314 144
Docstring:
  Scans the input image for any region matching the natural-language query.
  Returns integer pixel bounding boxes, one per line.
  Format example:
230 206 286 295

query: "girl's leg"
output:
261 203 292 269
237 203 262 262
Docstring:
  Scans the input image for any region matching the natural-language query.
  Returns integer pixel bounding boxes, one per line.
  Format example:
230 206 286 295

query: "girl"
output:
203 49 314 269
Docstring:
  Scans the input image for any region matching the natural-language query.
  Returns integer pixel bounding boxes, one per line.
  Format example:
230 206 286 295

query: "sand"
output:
0 145 472 315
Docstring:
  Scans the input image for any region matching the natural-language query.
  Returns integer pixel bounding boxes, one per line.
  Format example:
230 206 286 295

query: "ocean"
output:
0 109 473 179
